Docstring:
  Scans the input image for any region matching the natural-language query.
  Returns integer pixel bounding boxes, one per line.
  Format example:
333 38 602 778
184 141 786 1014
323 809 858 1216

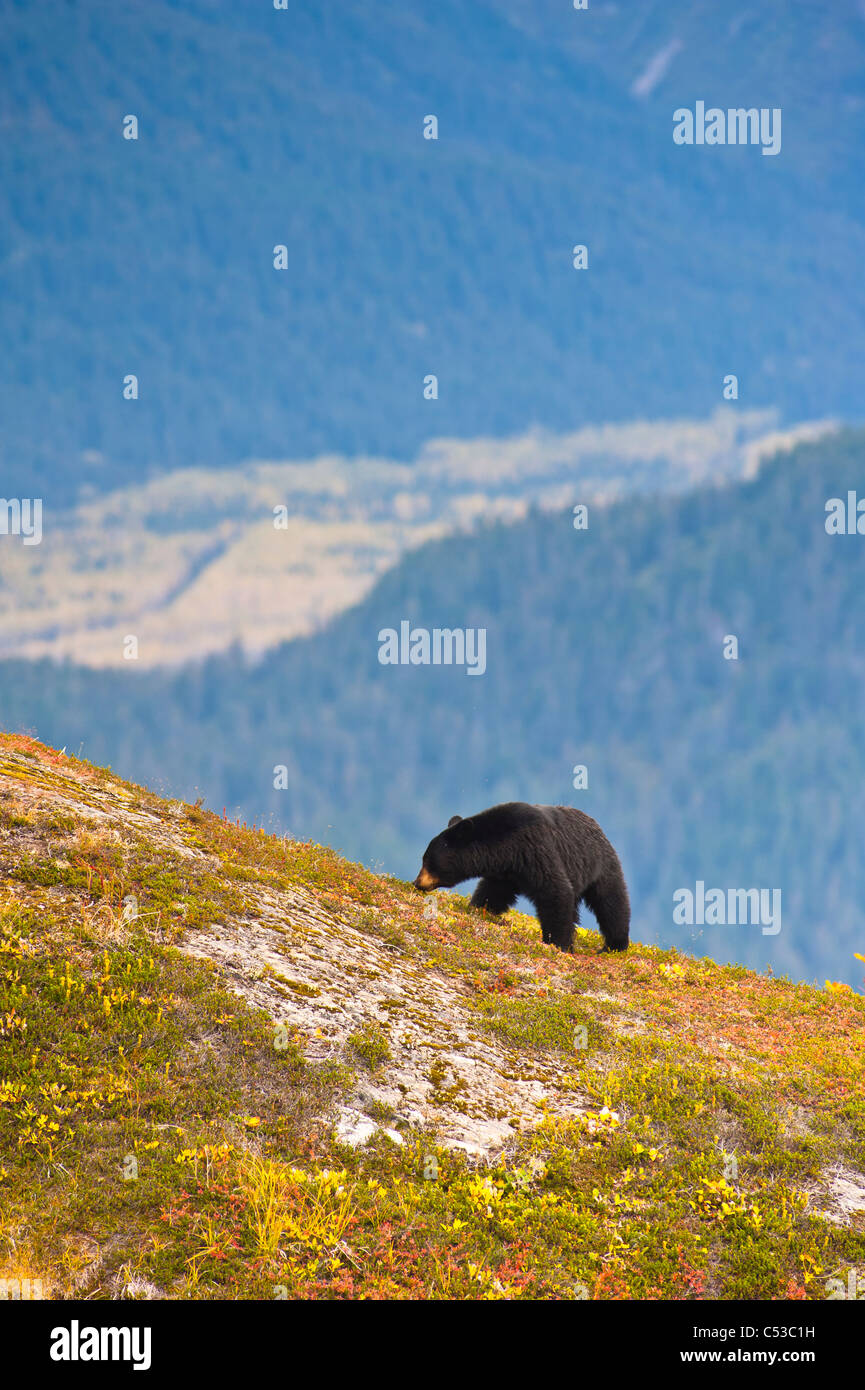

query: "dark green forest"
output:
3 429 864 986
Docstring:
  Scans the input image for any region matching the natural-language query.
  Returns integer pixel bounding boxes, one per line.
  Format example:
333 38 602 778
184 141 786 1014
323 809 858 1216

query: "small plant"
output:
346 1023 392 1071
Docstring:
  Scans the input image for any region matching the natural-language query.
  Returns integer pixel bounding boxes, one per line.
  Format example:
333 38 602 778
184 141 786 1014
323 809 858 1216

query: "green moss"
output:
259 965 321 999
473 991 609 1055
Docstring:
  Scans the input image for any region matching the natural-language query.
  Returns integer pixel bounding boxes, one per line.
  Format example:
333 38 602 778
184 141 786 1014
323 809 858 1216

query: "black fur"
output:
414 802 630 953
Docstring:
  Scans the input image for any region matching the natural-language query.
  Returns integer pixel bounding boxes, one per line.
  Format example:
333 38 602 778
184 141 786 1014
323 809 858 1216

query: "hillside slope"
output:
1 736 863 1301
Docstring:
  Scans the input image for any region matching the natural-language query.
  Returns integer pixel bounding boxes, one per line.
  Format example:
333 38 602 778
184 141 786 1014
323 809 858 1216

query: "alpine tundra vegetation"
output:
0 736 863 1301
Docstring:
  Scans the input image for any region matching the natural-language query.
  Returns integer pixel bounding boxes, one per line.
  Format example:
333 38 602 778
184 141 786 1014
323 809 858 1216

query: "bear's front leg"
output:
471 877 518 916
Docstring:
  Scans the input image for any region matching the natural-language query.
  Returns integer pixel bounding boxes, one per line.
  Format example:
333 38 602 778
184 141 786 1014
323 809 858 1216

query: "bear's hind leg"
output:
535 884 577 952
471 878 518 916
583 868 630 952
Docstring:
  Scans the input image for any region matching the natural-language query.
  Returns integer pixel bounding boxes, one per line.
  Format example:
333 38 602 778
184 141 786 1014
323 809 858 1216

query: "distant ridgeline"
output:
2 428 865 986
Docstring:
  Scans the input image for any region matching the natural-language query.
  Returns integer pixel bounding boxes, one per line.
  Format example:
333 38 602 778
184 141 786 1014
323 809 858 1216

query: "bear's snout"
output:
414 866 439 891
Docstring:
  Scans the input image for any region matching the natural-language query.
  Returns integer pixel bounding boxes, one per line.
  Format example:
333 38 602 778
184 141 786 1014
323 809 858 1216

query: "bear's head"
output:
413 815 464 892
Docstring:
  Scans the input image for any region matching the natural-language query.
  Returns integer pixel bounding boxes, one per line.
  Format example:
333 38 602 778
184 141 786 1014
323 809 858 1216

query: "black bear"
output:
413 802 629 953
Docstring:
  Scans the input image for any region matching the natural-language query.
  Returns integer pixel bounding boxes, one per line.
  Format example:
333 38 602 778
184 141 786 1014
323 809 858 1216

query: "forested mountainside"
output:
2 428 864 986
2 0 864 501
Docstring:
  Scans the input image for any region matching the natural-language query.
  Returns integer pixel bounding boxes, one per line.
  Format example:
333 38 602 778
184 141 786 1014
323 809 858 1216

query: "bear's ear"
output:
447 815 462 827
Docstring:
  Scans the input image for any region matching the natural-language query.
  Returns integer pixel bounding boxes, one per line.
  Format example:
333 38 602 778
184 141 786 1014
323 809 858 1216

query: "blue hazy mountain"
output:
2 0 864 502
